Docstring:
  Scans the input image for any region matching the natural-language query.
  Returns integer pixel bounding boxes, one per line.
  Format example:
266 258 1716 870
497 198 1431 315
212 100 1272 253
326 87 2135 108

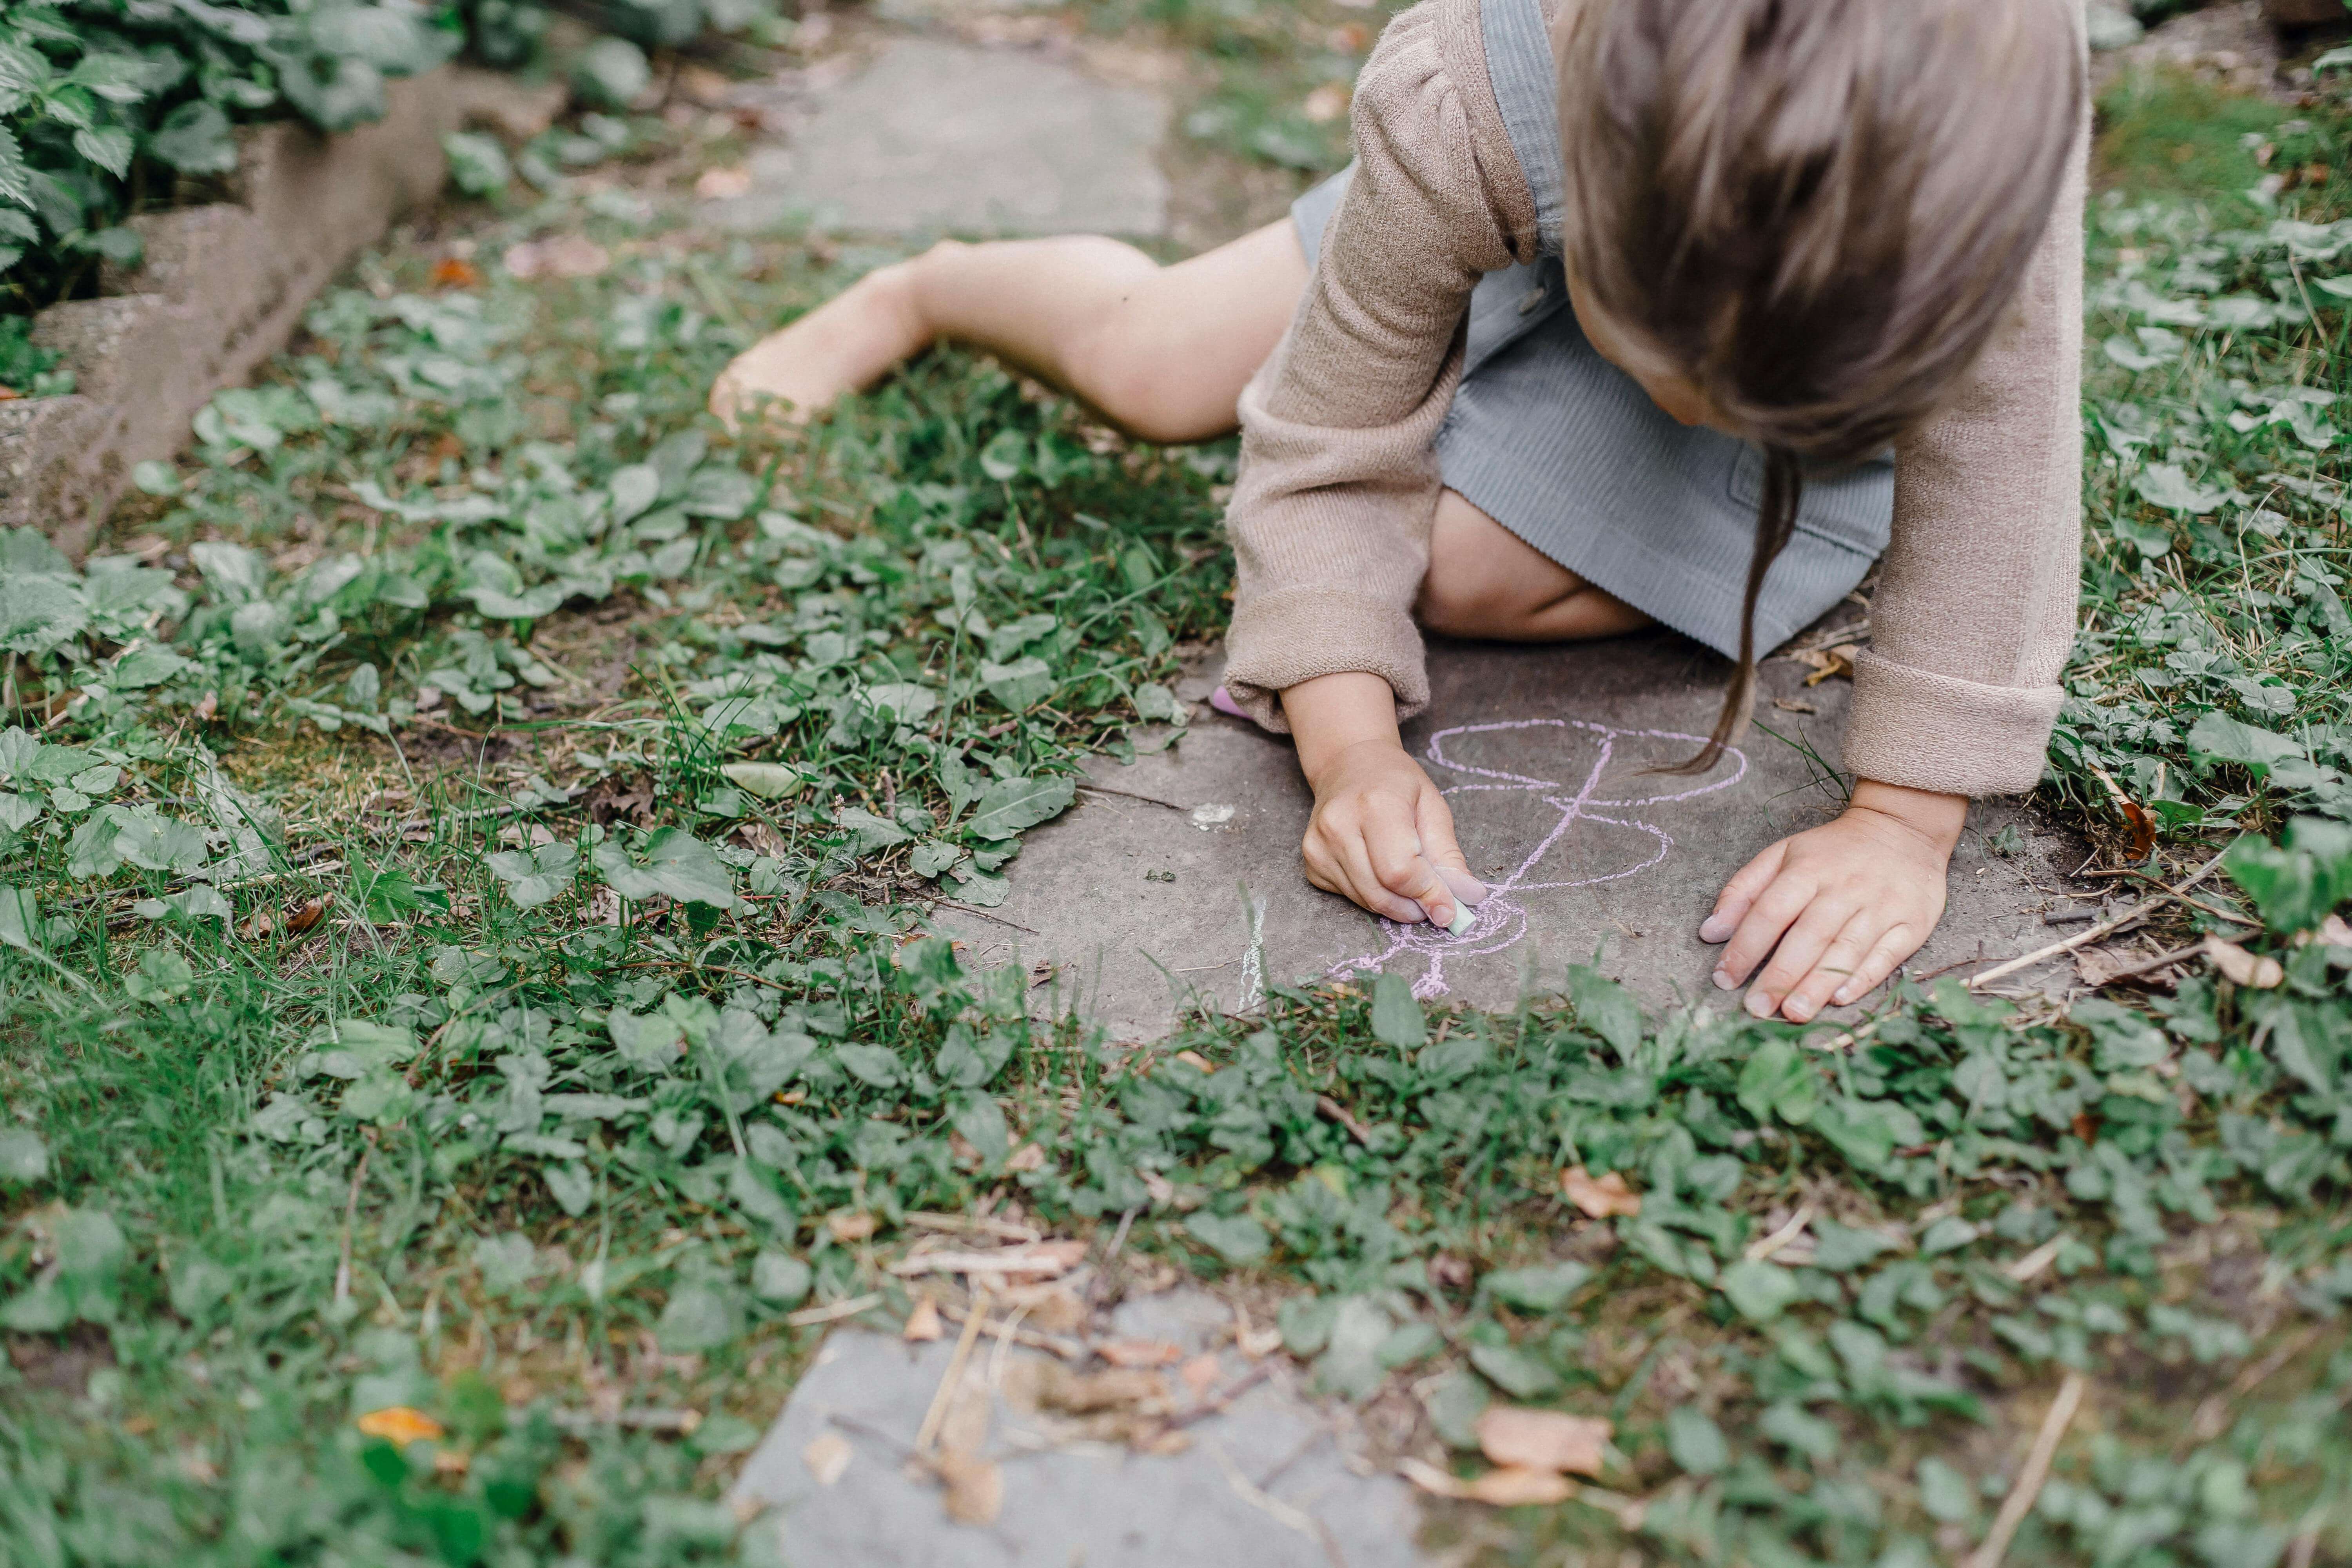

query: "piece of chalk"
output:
1447 905 1476 936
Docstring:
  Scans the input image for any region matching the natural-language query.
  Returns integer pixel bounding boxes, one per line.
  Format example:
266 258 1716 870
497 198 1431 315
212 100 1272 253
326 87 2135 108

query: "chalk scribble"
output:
1332 719 1748 999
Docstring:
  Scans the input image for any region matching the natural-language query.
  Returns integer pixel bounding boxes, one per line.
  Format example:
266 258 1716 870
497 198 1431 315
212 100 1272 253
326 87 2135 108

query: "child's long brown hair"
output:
1556 0 2084 772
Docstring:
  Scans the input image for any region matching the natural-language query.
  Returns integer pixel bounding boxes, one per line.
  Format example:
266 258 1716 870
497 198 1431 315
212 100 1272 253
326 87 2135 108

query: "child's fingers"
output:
1361 808 1460 928
1711 867 1817 991
1413 790 1488 906
1831 925 1926 1007
1700 839 1786 944
1746 895 1861 1018
1769 907 1872 1029
1303 826 1427 926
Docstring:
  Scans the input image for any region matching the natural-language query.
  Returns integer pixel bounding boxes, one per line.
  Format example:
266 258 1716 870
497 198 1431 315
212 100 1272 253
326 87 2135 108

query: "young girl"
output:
712 0 2087 1025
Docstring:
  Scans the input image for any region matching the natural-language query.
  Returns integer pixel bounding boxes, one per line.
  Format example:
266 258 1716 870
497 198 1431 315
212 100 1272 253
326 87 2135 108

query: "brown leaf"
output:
827 1211 878 1242
1428 1252 1473 1291
1172 1049 1217 1073
2119 798 2158 860
1466 1466 1576 1507
286 898 326 935
1474 1407 1610 1477
1790 645 1858 686
1005 1143 1045 1173
935 1448 1002 1525
431 256 483 289
2203 934 2283 989
903 1298 944 1342
1179 1353 1223 1397
2317 913 2352 947
1561 1166 1642 1219
355 1406 444 1444
802 1432 852 1486
1097 1339 1182 1369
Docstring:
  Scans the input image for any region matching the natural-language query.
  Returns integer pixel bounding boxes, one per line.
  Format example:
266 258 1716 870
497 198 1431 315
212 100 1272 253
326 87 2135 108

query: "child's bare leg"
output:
1416 490 1653 641
711 220 1309 442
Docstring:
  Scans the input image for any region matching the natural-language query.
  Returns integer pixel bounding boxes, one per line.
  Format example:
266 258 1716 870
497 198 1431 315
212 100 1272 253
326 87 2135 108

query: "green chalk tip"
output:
1446 905 1476 937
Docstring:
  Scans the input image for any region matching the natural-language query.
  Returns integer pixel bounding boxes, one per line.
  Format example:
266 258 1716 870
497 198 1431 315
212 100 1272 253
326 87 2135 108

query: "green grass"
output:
3 21 2352 1568
2096 65 2292 205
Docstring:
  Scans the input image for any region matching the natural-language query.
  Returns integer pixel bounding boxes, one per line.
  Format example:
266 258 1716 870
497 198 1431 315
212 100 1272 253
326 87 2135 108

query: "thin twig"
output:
1969 1373 2087 1568
783 1292 884 1328
1964 848 2232 991
914 1286 990 1457
1076 783 1189 813
1744 1201 1816 1263
2079 942 2204 988
925 899 1039 933
934 1300 1089 1362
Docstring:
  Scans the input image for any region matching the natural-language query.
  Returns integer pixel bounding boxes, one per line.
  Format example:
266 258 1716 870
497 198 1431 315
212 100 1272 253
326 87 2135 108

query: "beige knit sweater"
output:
1219 0 2087 799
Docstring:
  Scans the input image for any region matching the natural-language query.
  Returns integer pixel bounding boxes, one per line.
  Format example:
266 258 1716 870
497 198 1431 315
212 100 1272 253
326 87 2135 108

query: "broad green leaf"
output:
751 1252 811 1305
2189 713 2303 777
965 775 1075 840
720 762 806 800
655 1284 742 1352
149 100 237 174
1736 1037 1817 1125
1566 964 1644 1060
1718 1258 1802 1322
2223 818 2352 933
1368 969 1426 1050
592 829 738 907
1466 1342 1559 1399
980 655 1054 712
484 842 579 908
0 1127 46 1183
1666 1407 1729 1476
1185 1211 1269 1264
1481 1261 1592 1313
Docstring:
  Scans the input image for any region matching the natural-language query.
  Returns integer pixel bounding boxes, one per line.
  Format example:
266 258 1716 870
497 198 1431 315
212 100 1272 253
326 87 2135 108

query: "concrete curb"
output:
0 66 566 557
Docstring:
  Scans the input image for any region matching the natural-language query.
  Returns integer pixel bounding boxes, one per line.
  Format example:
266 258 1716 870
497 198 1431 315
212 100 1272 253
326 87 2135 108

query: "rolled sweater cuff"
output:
1220 588 1429 734
1841 648 2065 797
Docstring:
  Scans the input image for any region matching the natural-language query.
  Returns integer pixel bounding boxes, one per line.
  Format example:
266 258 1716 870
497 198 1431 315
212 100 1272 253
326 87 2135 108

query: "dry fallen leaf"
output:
802 1432 852 1486
694 166 753 200
934 1448 1003 1525
430 256 483 289
286 898 326 935
1098 1339 1183 1369
903 1298 944 1341
828 1211 878 1242
1179 1353 1224 1398
2204 933 2284 989
355 1406 444 1445
1232 1304 1283 1359
2317 913 2352 947
1475 1407 1610 1477
1468 1466 1577 1507
1561 1165 1642 1219
1398 1456 1573 1507
1172 1049 1217 1073
1005 1143 1046 1172
1790 645 1858 686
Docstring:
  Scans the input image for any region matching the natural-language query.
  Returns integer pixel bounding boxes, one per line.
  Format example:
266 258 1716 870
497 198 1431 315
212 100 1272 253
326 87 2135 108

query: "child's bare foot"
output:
709 254 937 430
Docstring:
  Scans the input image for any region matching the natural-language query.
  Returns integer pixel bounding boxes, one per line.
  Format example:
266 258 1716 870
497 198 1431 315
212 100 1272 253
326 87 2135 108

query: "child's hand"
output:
1281 671 1486 929
1701 780 1968 1022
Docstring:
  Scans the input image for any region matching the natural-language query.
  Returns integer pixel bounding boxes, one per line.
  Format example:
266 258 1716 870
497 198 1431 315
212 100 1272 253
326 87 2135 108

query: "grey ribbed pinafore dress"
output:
1289 0 1895 659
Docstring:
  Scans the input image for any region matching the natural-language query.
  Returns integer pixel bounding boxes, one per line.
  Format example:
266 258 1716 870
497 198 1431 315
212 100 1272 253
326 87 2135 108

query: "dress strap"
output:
1480 0 1564 257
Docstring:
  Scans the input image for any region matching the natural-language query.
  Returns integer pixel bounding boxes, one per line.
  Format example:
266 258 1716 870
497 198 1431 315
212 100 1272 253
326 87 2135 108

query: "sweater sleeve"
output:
1840 96 2091 798
1217 0 1532 732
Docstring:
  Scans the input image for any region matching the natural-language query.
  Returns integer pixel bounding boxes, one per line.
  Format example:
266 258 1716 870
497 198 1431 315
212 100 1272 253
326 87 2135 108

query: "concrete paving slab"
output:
709 37 1170 238
947 633 2085 1040
730 1288 1426 1566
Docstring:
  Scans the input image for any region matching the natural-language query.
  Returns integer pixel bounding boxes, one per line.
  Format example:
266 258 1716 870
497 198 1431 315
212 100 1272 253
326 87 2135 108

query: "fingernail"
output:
1406 900 1432 925
1699 913 1733 943
1744 990 1777 1018
1784 998 1815 1022
1428 902 1454 929
1832 985 1858 1005
1712 967 1738 991
1436 866 1489 906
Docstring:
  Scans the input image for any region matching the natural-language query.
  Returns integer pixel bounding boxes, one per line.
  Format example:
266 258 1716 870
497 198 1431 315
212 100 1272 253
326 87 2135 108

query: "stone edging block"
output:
0 66 566 557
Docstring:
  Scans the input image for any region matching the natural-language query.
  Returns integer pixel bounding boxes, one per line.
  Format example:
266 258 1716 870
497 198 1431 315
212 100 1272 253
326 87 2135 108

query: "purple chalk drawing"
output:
1332 719 1747 999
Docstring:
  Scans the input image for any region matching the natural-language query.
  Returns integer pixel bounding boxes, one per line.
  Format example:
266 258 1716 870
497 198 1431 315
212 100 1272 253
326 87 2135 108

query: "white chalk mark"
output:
1237 883 1266 1014
1190 803 1236 829
1330 718 1747 998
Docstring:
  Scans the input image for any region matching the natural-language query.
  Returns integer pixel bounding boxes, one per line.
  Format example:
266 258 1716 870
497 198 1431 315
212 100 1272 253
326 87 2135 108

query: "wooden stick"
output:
1969 1372 2087 1568
1963 848 2232 991
913 1286 989 1456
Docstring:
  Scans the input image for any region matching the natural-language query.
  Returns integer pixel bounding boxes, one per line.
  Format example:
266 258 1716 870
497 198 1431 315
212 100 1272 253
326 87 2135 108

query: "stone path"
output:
705 35 1170 238
947 635 2086 1041
730 1289 1424 1566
